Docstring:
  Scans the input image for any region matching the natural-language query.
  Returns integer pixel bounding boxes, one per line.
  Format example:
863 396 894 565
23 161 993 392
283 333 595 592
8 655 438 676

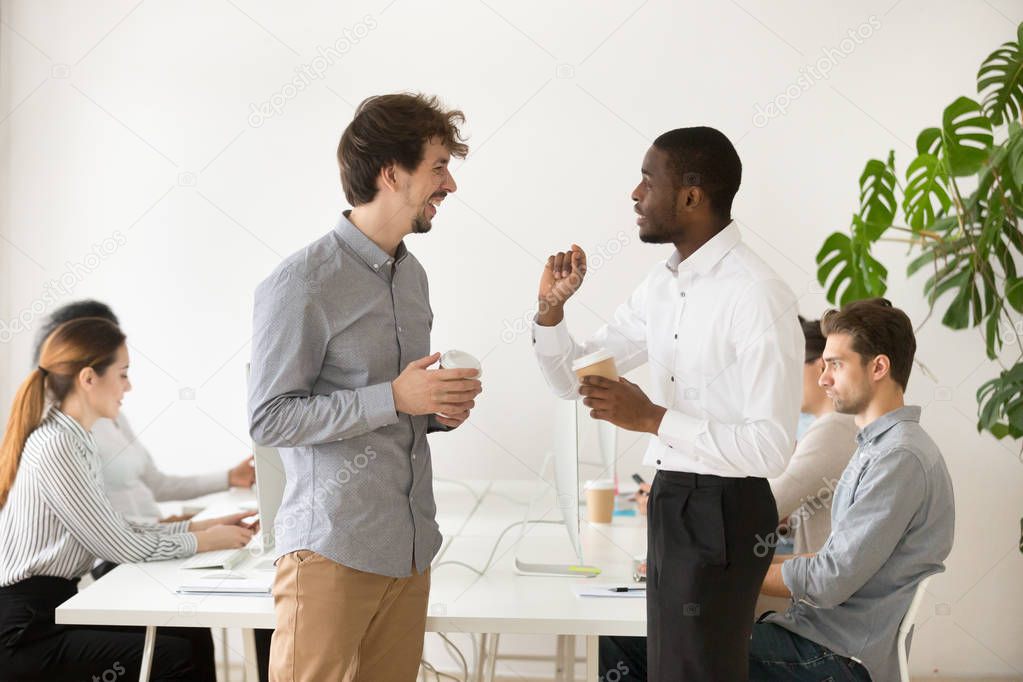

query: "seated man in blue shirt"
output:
753 298 955 681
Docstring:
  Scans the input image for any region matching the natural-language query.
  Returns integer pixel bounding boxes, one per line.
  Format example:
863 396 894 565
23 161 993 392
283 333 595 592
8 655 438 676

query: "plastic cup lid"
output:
440 350 481 378
571 348 615 372
584 479 616 491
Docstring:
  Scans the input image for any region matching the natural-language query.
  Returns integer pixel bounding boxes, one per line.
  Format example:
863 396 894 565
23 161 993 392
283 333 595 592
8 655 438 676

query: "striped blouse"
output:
0 408 197 586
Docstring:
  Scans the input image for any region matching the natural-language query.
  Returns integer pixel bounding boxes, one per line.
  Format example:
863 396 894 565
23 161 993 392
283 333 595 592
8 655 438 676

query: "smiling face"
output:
818 332 876 415
631 146 682 244
399 137 457 234
78 343 132 420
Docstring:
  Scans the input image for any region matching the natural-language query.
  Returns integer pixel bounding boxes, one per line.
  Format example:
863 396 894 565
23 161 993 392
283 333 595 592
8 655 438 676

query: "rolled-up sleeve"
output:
248 266 399 448
782 450 926 608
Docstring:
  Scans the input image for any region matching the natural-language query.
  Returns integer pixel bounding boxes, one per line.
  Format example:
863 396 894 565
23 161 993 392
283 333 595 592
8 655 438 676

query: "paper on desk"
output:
573 583 646 599
176 576 272 596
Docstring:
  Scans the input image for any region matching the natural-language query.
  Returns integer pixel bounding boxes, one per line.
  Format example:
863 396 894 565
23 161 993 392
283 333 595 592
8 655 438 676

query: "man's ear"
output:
871 354 892 383
378 163 400 193
680 186 704 211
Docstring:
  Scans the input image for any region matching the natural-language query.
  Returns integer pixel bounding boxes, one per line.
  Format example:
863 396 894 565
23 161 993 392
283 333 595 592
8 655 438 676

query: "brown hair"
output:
337 93 468 206
0 317 125 507
820 298 916 391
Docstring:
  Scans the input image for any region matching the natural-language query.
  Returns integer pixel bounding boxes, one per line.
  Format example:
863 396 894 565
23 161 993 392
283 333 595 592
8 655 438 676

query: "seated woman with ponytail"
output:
0 317 255 681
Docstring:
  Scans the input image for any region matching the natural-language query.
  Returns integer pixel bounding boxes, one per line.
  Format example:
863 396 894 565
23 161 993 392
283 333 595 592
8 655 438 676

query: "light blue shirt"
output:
766 405 955 682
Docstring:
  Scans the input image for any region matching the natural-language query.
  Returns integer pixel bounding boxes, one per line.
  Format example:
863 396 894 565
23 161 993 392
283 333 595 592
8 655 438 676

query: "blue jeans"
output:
749 622 871 681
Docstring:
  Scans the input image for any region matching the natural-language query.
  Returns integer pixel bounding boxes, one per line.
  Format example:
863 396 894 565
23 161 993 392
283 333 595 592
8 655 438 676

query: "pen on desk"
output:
608 587 646 592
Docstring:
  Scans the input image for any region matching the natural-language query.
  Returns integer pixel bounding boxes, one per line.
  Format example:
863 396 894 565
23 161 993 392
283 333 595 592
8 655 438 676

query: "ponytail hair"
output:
0 317 125 507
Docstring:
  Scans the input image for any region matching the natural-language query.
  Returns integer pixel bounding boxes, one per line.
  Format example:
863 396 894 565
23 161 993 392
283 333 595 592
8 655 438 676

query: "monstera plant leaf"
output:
816 217 888 305
858 151 898 236
941 96 994 177
978 362 1023 439
903 152 951 230
978 22 1023 126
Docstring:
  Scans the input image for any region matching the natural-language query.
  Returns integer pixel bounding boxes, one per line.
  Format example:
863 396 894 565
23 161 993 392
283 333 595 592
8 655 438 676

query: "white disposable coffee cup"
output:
584 478 616 524
439 350 481 378
571 349 618 382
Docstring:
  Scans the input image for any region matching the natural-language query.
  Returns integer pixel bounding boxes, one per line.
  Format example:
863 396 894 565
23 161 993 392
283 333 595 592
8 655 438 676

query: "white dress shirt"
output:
533 221 803 478
92 413 228 523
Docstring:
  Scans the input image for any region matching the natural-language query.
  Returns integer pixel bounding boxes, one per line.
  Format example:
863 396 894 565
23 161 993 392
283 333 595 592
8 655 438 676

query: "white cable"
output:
419 659 460 682
433 519 564 576
435 477 485 504
439 632 470 680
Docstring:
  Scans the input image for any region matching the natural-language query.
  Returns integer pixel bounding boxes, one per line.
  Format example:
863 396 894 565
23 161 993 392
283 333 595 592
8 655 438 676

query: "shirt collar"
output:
856 405 922 446
665 220 741 275
49 407 97 455
333 210 408 278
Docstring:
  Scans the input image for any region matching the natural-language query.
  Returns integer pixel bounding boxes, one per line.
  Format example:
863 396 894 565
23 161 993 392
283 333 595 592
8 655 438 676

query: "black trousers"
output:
646 471 778 681
0 576 215 682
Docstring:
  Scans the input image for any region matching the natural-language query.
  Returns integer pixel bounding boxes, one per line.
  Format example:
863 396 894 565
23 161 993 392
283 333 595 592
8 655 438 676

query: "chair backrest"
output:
897 575 932 682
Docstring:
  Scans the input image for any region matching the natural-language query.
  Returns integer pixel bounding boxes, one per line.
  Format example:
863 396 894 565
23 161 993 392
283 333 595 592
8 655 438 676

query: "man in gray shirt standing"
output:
248 93 482 682
754 298 955 681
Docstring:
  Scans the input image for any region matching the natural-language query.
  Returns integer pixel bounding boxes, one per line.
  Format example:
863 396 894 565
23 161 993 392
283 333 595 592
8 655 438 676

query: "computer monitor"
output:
252 443 284 547
514 398 603 578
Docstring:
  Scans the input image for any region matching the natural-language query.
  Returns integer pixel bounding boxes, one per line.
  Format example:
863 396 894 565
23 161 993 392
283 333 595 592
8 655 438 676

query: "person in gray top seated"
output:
768 316 858 556
753 298 955 681
33 301 256 527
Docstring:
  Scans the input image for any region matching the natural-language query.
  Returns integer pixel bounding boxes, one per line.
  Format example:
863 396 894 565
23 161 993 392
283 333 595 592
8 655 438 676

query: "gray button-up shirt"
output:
766 405 955 682
248 212 442 577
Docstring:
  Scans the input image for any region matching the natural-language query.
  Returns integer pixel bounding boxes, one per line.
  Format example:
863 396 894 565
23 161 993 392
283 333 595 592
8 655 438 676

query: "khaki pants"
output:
268 550 430 682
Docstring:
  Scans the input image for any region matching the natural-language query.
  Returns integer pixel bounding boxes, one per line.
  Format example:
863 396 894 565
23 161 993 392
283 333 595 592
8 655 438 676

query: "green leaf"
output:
815 221 888 306
941 97 995 176
986 297 1004 359
858 152 898 235
917 127 943 156
978 22 1023 126
903 152 952 230
1007 276 1023 312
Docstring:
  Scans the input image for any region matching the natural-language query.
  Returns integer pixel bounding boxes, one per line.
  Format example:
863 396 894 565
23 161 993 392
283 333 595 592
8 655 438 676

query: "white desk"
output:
56 480 647 681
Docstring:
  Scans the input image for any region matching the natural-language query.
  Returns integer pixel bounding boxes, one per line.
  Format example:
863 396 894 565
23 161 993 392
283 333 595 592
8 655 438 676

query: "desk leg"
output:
138 625 156 682
485 633 500 682
585 635 598 682
243 629 258 681
564 635 575 682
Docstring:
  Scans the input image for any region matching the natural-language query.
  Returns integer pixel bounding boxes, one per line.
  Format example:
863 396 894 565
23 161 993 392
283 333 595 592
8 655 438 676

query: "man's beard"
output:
412 211 432 234
638 217 673 244
832 387 870 415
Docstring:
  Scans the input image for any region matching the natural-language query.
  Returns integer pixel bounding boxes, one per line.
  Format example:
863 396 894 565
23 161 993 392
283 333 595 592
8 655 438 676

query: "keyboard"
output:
182 536 275 571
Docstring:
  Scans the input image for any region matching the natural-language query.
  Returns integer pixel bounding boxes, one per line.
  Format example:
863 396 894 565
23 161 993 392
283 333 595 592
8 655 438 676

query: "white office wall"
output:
1 0 1022 677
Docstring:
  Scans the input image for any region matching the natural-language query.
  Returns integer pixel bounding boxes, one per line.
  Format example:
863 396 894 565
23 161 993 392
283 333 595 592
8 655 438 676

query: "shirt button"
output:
373 263 380 270
670 376 674 382
398 326 404 332
680 291 686 297
412 454 417 460
674 334 678 340
656 459 662 465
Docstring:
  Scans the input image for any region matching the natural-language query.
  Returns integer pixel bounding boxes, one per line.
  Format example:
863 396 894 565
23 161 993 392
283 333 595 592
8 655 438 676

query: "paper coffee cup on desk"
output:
584 479 616 524
439 350 481 378
571 349 618 382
